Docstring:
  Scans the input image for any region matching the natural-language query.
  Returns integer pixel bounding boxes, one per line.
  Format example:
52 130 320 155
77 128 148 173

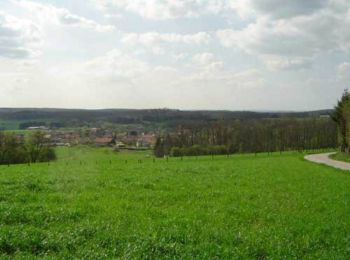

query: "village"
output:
18 126 157 150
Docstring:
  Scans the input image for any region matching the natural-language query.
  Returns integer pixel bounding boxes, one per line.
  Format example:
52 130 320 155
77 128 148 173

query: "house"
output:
27 126 48 130
121 135 138 146
94 136 115 147
136 133 156 148
115 141 126 148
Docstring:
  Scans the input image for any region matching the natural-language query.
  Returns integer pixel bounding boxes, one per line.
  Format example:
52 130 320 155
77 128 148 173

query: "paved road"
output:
305 152 350 171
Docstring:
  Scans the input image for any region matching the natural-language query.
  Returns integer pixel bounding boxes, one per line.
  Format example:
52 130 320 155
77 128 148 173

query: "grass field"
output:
0 120 22 131
330 152 350 163
1 147 350 258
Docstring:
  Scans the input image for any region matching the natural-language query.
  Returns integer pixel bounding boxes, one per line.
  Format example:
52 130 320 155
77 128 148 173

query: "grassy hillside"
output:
0 148 349 258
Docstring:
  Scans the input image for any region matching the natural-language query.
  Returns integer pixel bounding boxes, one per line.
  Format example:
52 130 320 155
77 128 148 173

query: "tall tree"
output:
332 89 350 152
26 131 49 163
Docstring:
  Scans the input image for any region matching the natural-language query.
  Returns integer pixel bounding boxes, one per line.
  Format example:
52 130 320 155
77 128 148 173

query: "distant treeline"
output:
154 118 337 157
0 131 56 165
0 108 333 130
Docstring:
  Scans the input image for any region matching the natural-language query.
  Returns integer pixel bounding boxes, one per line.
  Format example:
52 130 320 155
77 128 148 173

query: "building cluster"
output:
21 127 157 149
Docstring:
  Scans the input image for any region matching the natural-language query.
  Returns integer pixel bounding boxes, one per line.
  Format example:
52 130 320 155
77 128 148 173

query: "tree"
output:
155 117 337 156
154 137 165 157
26 131 51 163
332 89 350 152
0 131 56 165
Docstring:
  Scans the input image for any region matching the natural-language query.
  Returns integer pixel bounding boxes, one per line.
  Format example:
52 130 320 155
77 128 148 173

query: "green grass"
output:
330 152 350 163
0 120 22 130
1 147 350 258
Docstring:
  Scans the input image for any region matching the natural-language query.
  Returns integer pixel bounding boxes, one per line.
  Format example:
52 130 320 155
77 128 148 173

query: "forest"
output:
0 108 332 130
154 118 337 157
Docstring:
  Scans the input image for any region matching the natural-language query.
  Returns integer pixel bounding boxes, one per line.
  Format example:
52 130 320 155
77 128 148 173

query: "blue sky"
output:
0 0 349 111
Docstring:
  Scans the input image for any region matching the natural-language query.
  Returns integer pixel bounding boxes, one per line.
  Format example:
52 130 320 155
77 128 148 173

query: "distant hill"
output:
0 108 334 130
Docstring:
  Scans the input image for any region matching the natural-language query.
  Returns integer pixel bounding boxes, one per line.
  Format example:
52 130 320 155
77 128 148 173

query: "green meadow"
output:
1 147 350 259
330 152 350 163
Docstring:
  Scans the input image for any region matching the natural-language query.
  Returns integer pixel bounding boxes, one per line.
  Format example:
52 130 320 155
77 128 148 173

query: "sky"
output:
0 0 349 111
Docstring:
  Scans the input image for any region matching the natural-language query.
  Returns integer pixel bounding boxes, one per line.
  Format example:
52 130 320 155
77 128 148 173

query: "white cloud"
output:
121 31 211 55
192 52 216 64
93 0 331 21
216 2 350 70
247 0 328 19
191 52 224 75
337 62 350 80
188 65 262 89
94 0 238 20
0 12 42 59
81 49 180 86
84 49 149 79
264 56 313 70
14 0 114 32
121 31 211 46
1 0 348 110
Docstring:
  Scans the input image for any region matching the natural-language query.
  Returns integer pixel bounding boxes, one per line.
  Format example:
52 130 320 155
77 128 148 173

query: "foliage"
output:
0 131 56 165
332 89 350 152
0 133 27 165
26 131 56 163
154 136 164 158
0 108 333 130
155 118 337 157
0 147 349 258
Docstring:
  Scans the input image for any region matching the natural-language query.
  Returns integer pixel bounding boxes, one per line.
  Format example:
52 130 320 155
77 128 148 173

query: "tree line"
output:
0 131 56 165
154 118 337 157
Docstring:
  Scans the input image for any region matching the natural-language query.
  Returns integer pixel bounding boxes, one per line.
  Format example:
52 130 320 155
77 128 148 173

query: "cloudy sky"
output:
0 0 349 111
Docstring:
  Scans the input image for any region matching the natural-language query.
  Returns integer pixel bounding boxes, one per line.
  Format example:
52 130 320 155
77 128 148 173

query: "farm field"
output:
1 147 350 258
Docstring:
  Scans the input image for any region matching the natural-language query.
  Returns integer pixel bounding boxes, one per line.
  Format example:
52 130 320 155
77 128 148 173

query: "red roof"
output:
95 137 114 144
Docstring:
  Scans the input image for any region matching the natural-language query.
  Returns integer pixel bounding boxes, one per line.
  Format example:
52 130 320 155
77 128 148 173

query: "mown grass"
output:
330 152 350 163
0 147 350 259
